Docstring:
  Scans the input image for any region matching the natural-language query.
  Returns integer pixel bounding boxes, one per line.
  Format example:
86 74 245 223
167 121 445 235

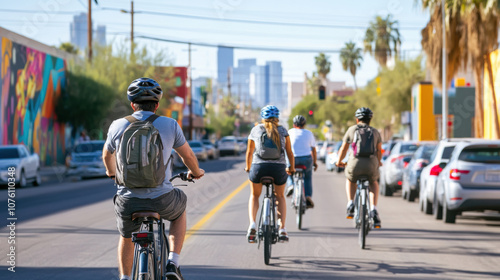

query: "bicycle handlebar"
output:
169 172 195 183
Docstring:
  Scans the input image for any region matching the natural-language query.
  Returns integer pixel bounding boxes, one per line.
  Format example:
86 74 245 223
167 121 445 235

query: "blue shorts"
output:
249 163 288 185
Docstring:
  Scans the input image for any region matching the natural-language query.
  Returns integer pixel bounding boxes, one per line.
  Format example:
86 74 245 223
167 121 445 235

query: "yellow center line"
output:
184 180 249 241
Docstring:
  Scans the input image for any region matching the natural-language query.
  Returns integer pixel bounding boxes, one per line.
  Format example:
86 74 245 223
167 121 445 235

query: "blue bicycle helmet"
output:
127 77 163 102
260 105 280 119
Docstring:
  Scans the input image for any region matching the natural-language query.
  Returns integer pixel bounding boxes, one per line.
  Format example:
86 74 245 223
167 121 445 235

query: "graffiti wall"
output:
0 37 67 165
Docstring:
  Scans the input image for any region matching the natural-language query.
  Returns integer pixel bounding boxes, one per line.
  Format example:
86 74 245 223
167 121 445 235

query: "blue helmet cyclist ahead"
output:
244 105 295 243
286 115 318 208
336 107 383 228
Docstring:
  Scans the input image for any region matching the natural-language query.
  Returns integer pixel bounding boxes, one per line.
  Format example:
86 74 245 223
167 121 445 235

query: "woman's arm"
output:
284 136 295 174
245 139 255 172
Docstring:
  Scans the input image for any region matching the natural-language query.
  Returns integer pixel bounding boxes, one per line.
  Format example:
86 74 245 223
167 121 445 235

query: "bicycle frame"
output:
131 217 169 280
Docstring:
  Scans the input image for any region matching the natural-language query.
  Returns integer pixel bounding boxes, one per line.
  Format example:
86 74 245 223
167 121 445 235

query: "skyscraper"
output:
95 25 106 46
70 13 87 52
266 61 283 106
217 46 234 87
249 65 268 108
233 58 256 102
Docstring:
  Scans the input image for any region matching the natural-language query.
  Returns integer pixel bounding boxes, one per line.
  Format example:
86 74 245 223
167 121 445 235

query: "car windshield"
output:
202 141 212 145
221 139 234 143
189 142 202 148
442 146 455 160
401 144 419 153
334 142 342 150
0 148 19 159
459 147 500 163
74 143 104 153
421 145 437 160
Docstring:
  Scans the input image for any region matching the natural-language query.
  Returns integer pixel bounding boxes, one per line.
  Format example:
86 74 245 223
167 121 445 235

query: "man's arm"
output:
311 147 318 171
336 142 350 167
245 139 254 172
377 142 383 167
102 147 116 177
174 142 204 178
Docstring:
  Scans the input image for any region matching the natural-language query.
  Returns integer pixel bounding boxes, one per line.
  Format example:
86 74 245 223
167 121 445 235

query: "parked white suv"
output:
0 145 41 187
218 136 241 156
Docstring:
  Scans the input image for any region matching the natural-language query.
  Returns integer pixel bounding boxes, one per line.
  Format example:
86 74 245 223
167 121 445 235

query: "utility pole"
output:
131 1 134 56
87 0 92 62
227 68 232 98
441 0 448 139
188 43 193 140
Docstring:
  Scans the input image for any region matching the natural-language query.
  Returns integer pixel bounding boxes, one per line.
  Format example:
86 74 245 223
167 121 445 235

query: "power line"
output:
101 7 423 30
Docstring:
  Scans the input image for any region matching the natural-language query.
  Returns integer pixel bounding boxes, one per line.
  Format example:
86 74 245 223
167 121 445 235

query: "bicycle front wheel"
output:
263 225 272 265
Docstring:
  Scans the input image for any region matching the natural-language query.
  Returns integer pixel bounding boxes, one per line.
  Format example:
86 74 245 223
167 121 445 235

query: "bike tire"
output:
358 195 367 249
297 181 304 230
138 251 149 280
264 225 272 265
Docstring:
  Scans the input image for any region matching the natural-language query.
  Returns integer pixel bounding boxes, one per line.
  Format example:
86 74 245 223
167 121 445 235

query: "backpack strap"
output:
124 115 138 123
145 114 160 123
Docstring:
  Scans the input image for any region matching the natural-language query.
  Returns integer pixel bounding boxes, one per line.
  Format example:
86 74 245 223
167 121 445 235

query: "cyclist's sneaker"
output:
371 210 381 228
286 186 294 197
247 228 257 243
306 197 315 208
166 261 184 280
278 229 289 242
346 203 355 219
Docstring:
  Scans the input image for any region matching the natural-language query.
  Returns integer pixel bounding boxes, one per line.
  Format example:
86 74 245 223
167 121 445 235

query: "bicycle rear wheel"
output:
263 225 272 265
138 250 155 280
296 182 304 230
358 195 367 249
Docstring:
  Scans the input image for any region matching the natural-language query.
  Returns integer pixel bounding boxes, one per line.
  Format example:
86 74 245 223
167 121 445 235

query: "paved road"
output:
1 156 500 279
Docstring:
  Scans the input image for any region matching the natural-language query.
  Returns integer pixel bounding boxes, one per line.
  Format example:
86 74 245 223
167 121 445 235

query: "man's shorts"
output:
345 156 380 183
249 163 288 185
113 188 187 238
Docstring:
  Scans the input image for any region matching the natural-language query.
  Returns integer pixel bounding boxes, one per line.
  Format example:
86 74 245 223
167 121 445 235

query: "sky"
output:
1 0 431 88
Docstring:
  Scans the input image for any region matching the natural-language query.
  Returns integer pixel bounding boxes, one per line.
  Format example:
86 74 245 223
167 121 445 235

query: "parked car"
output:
419 139 460 215
66 140 107 178
434 140 500 223
319 141 335 163
326 141 348 172
401 143 437 202
171 149 186 169
0 145 41 187
237 137 248 153
188 140 208 161
218 136 241 156
379 141 420 196
316 141 324 154
382 140 400 161
202 140 219 159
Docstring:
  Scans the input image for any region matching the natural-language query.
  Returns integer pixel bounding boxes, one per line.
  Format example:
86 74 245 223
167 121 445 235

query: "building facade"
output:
217 46 234 87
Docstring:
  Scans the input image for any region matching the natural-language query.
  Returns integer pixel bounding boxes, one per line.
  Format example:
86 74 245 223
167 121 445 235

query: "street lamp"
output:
120 1 135 57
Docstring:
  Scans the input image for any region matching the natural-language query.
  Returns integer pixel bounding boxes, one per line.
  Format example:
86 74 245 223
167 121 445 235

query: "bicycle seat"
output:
357 176 370 182
132 211 160 221
295 164 307 172
260 176 274 185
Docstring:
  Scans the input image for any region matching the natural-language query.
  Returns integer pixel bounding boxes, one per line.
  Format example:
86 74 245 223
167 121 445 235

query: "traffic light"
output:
318 85 326 100
308 110 314 116
375 77 381 96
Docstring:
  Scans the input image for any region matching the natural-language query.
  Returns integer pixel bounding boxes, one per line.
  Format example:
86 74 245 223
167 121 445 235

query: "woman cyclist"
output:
244 105 295 243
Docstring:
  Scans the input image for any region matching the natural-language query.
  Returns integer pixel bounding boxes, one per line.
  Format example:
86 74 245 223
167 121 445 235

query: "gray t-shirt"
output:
105 111 186 199
249 124 289 165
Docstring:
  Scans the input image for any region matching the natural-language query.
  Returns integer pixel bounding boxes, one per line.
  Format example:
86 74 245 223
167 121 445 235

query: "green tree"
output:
58 42 79 55
340 41 363 90
314 53 331 82
364 15 401 67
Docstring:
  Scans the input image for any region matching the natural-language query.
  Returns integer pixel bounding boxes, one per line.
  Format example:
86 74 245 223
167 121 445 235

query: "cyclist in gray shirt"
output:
103 78 204 280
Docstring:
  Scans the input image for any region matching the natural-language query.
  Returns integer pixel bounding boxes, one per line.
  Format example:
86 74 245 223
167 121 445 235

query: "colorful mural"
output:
0 37 67 165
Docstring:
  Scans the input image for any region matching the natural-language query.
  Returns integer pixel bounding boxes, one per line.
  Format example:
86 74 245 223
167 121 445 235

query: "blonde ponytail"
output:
262 118 281 150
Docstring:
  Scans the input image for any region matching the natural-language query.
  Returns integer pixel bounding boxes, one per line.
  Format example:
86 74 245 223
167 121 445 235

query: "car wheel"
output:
33 169 42 186
407 189 417 202
19 170 27 188
443 199 457 224
380 177 393 197
336 166 342 173
433 192 443 220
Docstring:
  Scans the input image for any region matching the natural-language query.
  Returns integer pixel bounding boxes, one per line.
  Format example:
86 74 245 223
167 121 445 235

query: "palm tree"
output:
421 0 500 138
314 53 331 83
363 15 401 67
340 41 363 90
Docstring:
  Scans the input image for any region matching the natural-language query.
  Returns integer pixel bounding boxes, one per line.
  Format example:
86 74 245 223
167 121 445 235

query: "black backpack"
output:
352 125 375 157
256 126 282 160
